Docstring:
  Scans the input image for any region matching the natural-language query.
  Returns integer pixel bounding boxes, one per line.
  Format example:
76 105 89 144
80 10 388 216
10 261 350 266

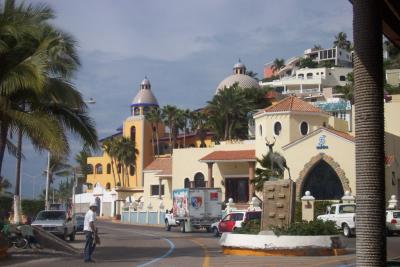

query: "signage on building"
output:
316 135 328 150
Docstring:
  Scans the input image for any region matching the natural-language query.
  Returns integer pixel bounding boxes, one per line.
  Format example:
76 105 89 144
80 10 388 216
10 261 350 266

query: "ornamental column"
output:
207 162 214 188
248 161 255 200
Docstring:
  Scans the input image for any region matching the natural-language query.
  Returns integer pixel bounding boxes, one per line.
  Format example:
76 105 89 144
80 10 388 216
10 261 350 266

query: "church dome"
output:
131 77 159 107
216 60 260 93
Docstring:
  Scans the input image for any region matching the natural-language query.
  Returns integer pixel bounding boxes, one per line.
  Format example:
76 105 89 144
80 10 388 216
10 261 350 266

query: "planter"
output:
220 233 349 256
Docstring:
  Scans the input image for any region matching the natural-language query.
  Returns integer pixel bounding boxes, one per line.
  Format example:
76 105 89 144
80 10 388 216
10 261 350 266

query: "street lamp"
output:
45 98 95 210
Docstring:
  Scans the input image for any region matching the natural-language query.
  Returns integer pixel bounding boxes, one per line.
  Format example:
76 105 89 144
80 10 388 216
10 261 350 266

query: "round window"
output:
274 122 282 136
300 121 308 135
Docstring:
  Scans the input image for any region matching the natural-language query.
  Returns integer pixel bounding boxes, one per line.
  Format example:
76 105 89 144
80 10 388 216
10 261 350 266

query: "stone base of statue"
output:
261 179 296 231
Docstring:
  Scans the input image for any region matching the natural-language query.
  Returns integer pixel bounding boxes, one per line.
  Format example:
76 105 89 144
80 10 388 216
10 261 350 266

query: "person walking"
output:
83 202 99 263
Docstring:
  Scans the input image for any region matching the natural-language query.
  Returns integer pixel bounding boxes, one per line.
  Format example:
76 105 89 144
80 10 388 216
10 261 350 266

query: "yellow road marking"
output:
191 238 210 267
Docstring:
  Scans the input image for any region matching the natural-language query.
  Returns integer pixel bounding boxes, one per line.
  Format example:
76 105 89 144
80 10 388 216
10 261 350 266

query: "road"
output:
1 220 400 267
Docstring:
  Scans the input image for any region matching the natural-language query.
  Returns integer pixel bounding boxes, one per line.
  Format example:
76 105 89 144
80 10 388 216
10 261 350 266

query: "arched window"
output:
184 178 190 188
306 73 313 79
117 164 122 174
274 121 282 136
95 164 103 174
87 164 93 174
298 74 304 79
130 126 136 142
134 107 140 116
106 183 111 190
106 164 111 174
194 172 205 188
129 165 135 176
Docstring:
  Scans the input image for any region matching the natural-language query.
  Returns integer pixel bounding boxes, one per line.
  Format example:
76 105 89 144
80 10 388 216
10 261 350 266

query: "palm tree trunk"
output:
13 128 23 224
110 160 117 187
0 121 10 177
168 122 172 154
224 117 229 140
155 125 160 156
353 1 386 265
125 165 130 187
151 125 155 158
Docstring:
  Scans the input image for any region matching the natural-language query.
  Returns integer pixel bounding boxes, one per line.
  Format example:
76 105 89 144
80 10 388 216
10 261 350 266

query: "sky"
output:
2 0 353 199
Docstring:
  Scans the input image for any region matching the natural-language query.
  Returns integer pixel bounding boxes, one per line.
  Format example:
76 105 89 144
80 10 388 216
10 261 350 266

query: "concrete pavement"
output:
1 220 400 267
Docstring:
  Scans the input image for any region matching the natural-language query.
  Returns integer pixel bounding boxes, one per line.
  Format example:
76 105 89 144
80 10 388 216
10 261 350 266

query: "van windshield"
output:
36 211 66 220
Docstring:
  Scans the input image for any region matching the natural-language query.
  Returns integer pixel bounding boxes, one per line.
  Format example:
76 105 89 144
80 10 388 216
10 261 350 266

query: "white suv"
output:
386 210 400 236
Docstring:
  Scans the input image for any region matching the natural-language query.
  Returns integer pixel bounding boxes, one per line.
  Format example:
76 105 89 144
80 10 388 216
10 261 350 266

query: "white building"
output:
260 67 353 96
303 46 353 68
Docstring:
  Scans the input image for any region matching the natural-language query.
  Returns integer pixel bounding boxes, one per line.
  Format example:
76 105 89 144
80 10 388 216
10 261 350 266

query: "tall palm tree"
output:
182 109 191 148
112 137 139 187
74 148 91 186
207 84 251 140
102 138 121 187
353 1 386 265
190 111 209 148
333 32 352 51
146 107 162 156
271 58 285 74
161 105 178 153
0 0 98 221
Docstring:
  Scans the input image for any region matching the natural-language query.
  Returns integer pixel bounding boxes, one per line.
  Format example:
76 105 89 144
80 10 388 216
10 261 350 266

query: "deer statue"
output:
265 137 291 180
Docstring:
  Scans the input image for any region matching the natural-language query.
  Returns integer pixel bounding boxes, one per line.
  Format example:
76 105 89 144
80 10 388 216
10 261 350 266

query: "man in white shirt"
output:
83 202 98 263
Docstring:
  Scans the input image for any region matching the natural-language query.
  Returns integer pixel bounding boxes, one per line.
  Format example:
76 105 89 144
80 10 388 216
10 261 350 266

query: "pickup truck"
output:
165 188 222 233
317 203 356 237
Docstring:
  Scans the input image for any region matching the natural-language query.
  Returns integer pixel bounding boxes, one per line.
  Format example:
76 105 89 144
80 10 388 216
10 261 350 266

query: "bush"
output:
295 200 335 222
270 220 339 236
21 200 45 218
233 219 260 235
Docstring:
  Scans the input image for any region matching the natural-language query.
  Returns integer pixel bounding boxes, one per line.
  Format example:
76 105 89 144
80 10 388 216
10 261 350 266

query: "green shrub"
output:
233 219 260 235
21 200 45 218
270 220 339 236
295 200 335 222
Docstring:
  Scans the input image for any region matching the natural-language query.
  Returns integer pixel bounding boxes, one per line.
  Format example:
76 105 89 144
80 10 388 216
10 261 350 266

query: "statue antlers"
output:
265 136 276 152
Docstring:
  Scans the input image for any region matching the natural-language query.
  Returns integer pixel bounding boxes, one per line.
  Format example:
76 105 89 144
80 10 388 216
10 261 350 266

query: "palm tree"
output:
102 138 121 187
271 58 285 74
113 137 138 187
0 0 98 221
0 177 11 194
74 148 92 186
207 84 251 140
333 32 352 51
190 111 209 148
182 109 191 148
313 44 323 50
145 108 162 156
161 105 178 153
353 1 386 265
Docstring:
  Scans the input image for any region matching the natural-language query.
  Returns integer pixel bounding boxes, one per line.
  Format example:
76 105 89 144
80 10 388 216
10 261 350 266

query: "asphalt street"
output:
1 220 400 267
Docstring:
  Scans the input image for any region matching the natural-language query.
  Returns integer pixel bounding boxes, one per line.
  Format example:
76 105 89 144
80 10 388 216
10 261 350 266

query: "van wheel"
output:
342 223 351 237
180 222 186 233
165 220 171 231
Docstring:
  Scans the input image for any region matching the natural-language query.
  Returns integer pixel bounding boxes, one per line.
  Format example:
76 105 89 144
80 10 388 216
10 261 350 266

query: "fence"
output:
121 208 166 226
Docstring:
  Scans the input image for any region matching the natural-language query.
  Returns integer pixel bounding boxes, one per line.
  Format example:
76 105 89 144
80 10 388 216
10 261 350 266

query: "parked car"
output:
211 211 261 237
317 203 356 237
31 210 75 241
72 213 85 233
386 210 400 236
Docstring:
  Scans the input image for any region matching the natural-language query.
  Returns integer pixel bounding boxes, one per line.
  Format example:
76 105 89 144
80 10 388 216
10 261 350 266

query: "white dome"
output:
216 74 260 93
131 77 159 107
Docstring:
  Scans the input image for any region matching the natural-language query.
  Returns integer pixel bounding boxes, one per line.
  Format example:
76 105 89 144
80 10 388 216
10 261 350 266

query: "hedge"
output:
295 200 335 222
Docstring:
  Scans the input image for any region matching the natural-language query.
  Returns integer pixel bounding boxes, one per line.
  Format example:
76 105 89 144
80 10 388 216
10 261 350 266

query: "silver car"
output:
32 210 75 241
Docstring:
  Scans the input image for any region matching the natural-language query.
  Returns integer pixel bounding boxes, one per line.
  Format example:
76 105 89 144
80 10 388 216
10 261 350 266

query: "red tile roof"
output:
144 157 172 176
199 150 256 162
323 127 355 142
261 96 328 115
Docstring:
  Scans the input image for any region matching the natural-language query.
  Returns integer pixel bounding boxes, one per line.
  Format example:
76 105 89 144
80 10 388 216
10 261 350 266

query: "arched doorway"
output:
194 172 205 188
301 160 344 200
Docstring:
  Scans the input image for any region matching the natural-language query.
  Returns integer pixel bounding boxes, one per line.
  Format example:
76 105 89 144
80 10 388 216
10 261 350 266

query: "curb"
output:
222 247 351 257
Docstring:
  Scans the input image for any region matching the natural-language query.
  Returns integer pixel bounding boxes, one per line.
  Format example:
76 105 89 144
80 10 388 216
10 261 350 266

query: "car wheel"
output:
342 223 351 238
213 227 220 237
165 220 171 231
14 238 28 249
69 230 76 241
180 221 186 233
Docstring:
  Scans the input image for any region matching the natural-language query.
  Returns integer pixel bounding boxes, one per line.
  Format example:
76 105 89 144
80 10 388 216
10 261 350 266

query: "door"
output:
225 178 249 203
219 214 236 232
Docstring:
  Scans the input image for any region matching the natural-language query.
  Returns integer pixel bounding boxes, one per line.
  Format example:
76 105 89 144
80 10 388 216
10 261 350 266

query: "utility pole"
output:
45 151 50 210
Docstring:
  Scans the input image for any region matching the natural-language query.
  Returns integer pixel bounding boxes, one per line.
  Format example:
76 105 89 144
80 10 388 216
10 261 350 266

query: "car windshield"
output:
339 205 356 214
36 211 66 220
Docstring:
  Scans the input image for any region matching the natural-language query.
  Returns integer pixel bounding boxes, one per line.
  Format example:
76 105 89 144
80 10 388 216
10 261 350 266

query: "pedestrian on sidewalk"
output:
83 202 100 263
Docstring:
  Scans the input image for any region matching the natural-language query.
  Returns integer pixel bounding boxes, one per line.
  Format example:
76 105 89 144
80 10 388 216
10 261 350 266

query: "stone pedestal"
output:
388 195 398 209
341 191 355 204
261 179 296 230
301 191 315 222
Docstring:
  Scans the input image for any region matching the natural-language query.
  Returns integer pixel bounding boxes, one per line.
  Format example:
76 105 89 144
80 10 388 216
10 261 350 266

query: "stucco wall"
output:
143 171 173 211
282 130 355 196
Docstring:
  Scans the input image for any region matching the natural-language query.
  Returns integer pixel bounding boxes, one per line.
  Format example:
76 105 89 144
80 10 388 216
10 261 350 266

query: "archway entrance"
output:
301 160 344 200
